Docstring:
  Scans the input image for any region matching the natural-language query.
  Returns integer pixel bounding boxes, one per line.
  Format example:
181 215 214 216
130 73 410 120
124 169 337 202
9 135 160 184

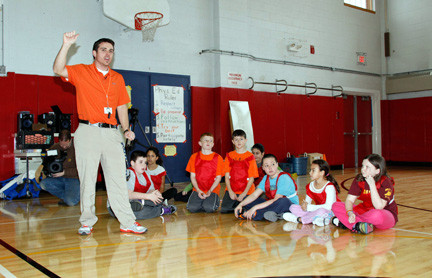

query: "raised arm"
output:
53 31 79 78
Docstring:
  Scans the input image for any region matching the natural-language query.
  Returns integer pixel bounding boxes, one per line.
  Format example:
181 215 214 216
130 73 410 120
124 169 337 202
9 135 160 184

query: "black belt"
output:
79 120 118 129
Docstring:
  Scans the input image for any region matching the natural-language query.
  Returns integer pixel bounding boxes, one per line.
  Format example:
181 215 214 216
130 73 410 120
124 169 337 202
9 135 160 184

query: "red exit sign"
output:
357 52 367 65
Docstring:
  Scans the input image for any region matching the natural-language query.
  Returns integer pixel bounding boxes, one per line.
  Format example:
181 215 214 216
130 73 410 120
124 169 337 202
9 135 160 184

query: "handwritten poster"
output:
153 85 186 143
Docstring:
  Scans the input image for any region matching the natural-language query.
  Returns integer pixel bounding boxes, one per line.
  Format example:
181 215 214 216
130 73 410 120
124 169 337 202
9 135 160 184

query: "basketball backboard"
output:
103 0 170 30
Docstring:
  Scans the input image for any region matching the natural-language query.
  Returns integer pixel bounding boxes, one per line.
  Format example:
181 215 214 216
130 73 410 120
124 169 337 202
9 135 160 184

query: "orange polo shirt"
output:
62 63 130 125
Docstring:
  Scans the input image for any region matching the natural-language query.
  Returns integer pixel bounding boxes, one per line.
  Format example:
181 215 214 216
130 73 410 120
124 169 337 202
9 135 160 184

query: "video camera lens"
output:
48 161 63 173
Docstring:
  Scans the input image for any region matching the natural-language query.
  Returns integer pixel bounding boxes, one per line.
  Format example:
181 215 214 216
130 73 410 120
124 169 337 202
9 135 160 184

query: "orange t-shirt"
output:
223 150 258 194
186 152 224 194
62 63 130 125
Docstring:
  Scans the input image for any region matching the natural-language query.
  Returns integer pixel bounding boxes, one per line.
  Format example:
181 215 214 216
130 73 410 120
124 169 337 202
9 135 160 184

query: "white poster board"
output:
229 101 255 151
153 85 186 143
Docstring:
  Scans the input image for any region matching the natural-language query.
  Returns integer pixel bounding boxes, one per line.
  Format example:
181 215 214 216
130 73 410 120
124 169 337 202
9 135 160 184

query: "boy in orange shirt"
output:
221 129 259 213
186 133 224 213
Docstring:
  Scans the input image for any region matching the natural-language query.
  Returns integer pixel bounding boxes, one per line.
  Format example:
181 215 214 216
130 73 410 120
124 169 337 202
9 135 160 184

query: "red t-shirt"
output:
348 176 398 222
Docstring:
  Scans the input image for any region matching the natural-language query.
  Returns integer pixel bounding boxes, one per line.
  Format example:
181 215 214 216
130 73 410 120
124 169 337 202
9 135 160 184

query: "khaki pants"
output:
74 123 135 228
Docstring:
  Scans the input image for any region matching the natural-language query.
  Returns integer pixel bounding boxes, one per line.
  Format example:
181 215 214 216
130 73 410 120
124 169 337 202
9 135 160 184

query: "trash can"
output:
287 152 308 175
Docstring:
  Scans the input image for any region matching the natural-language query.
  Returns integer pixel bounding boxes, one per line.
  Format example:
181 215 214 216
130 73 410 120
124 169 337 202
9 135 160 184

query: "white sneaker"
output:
282 212 299 223
120 222 147 234
312 217 330 227
78 225 93 235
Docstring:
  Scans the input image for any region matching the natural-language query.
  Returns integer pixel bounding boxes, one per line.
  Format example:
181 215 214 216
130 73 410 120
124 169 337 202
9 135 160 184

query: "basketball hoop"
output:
134 12 163 42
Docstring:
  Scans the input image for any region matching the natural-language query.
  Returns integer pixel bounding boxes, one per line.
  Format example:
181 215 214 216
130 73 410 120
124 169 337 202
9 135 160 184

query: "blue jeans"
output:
39 177 80 206
244 197 292 220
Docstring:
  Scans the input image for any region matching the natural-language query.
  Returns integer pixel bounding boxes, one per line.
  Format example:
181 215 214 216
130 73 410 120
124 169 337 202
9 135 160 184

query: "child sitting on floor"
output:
331 154 398 234
251 143 266 186
146 147 177 201
282 159 340 226
220 129 258 213
108 150 176 220
234 154 298 222
185 132 224 213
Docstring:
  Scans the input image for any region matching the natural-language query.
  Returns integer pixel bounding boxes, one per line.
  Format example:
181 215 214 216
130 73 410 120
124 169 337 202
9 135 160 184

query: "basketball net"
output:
134 12 163 42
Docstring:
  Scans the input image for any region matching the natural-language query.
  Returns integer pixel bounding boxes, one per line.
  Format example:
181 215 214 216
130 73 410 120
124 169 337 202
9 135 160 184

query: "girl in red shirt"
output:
146 147 177 201
331 154 398 234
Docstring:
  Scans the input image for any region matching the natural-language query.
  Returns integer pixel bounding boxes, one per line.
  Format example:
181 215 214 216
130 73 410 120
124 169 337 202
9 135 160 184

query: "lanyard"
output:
94 67 112 118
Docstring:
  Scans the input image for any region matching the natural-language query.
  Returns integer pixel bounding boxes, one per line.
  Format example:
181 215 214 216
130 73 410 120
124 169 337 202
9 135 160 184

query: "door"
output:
117 70 192 183
150 73 191 183
343 95 372 168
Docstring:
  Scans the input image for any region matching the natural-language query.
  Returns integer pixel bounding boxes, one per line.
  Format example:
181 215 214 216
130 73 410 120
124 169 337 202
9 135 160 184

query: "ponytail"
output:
325 173 340 193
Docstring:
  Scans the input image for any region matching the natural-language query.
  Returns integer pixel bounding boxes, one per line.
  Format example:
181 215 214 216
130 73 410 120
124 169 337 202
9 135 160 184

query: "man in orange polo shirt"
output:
53 31 146 235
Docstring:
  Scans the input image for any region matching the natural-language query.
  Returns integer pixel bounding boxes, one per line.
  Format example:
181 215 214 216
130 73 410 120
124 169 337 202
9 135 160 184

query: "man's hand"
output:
124 130 135 141
52 171 65 178
63 31 79 46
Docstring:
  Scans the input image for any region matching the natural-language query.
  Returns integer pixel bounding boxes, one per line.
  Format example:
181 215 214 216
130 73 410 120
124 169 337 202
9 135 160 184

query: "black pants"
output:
162 187 177 201
220 191 242 213
174 190 192 202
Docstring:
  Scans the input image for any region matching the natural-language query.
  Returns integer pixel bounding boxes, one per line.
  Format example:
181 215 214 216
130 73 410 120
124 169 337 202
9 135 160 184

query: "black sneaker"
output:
353 222 374 234
169 205 177 214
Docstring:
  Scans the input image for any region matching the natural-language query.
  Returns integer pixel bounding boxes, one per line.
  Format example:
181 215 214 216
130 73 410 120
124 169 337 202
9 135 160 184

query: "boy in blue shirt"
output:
234 154 299 221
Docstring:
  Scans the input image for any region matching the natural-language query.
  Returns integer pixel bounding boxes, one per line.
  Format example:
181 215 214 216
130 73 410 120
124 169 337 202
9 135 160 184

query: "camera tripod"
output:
125 108 174 187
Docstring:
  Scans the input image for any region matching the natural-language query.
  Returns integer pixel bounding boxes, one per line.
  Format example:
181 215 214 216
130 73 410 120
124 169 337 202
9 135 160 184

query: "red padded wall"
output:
191 87 216 153
381 100 390 159
192 86 344 166
0 73 16 179
382 96 432 162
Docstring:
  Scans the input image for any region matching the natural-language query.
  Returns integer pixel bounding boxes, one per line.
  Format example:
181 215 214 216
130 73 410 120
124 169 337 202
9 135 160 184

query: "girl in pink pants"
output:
331 154 398 234
283 159 341 226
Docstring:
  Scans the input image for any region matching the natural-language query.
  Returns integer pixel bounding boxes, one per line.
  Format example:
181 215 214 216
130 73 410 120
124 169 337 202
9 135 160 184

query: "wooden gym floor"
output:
0 166 431 277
